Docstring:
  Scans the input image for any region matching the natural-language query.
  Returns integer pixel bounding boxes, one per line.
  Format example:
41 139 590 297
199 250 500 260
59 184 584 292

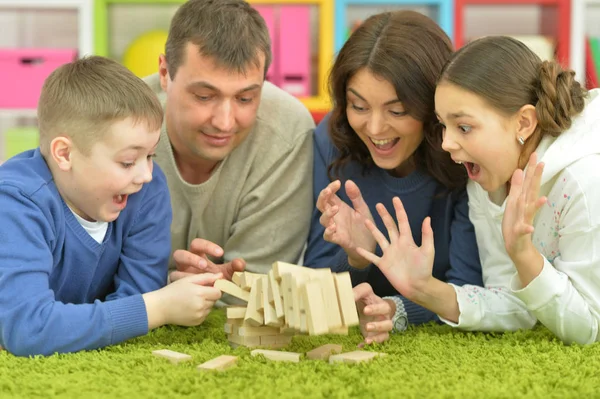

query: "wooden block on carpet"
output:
306 344 343 360
152 349 192 364
329 351 386 364
226 306 247 319
197 355 238 371
251 349 301 363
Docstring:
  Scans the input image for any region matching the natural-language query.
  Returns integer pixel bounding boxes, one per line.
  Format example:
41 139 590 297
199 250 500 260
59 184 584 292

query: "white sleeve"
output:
439 182 537 332
509 167 600 345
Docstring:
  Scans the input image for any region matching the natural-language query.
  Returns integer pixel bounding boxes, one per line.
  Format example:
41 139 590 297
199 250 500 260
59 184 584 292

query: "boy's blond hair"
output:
37 56 163 155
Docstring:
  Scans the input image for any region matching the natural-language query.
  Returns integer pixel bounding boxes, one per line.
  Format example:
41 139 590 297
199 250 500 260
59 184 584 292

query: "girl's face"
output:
435 82 524 193
346 68 424 177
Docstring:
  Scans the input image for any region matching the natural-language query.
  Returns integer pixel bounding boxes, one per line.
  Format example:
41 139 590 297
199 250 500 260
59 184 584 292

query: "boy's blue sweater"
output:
0 149 172 356
304 115 483 326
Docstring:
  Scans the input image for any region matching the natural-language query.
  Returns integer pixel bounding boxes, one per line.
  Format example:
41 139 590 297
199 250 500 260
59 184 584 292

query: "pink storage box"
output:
0 48 77 109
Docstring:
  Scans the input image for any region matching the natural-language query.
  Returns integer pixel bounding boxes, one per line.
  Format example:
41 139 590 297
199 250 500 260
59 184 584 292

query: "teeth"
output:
371 138 396 145
117 195 123 202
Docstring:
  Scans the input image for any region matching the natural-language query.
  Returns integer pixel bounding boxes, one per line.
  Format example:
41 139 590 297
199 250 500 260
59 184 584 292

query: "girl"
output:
303 11 483 346
359 35 600 345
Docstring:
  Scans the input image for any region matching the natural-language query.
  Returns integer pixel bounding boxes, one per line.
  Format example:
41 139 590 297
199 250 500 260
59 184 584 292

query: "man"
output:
145 0 315 282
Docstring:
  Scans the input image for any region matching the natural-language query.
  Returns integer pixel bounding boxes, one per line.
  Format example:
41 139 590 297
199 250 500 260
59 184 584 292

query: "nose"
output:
133 158 153 185
441 127 460 153
212 100 235 133
365 112 385 137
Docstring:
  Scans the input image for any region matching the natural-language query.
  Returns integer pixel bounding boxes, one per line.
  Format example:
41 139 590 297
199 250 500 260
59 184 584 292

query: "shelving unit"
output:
454 0 573 71
572 0 600 86
94 0 334 120
334 0 454 53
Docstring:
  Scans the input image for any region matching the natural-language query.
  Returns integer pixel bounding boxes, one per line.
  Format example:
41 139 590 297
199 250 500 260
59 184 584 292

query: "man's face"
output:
160 43 265 164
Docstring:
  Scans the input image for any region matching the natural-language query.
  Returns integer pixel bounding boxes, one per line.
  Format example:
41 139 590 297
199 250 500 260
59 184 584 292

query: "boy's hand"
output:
171 238 246 281
144 273 223 329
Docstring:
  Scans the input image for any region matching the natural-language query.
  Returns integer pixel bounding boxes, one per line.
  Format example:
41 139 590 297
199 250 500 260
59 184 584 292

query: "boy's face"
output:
62 117 160 222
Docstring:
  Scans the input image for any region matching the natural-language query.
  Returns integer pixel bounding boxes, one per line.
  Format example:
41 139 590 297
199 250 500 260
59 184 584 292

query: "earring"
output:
517 136 525 146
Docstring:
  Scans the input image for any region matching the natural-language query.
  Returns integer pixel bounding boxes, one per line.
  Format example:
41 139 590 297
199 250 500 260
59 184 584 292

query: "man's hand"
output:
170 238 246 282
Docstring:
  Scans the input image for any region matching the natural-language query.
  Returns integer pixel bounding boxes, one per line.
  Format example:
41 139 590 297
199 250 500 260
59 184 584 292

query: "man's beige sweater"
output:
145 74 314 274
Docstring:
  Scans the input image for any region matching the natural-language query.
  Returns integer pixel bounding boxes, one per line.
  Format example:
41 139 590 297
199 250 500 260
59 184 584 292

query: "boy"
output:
0 56 222 357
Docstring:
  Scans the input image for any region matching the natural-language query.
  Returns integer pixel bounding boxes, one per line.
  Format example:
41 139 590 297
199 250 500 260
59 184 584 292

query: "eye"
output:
121 162 134 169
350 103 366 112
437 121 446 130
194 94 212 102
458 125 472 134
390 110 408 117
238 96 254 104
147 154 156 161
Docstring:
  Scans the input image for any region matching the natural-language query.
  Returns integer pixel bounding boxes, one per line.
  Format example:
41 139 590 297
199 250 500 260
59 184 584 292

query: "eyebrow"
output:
437 111 474 120
120 136 161 152
188 81 261 94
347 88 400 106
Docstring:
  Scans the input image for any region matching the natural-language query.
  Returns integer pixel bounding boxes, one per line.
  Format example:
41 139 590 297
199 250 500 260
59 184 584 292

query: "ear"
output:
49 136 74 172
158 54 170 92
514 104 538 141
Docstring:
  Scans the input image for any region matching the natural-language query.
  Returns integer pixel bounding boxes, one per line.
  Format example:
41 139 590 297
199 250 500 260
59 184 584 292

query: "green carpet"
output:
2 309 600 399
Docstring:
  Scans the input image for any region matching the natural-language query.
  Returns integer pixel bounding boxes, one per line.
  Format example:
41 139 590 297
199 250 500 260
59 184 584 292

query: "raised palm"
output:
357 197 435 299
317 180 375 268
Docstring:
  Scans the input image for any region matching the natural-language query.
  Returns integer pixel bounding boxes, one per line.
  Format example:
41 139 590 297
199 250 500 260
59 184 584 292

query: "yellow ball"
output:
122 30 168 78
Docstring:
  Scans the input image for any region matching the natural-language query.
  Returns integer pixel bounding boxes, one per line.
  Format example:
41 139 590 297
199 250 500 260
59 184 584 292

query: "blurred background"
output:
0 0 597 163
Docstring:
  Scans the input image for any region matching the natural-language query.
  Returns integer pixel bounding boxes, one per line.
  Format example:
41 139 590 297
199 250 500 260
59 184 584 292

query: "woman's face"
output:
346 68 424 177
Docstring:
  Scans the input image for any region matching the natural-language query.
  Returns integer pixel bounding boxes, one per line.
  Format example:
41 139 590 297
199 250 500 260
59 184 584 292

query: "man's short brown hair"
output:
165 0 272 79
37 56 163 155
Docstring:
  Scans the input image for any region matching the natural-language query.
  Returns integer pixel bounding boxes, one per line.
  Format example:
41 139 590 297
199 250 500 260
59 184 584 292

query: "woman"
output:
303 11 483 346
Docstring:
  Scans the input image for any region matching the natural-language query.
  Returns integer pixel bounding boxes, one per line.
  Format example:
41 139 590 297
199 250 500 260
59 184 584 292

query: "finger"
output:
356 246 381 266
231 258 246 272
316 180 342 211
323 225 339 244
376 203 399 242
522 152 538 200
346 180 372 217
365 332 390 345
364 218 389 250
353 283 374 302
189 238 224 258
392 197 414 243
366 319 394 333
196 286 222 302
525 162 545 221
169 270 195 282
420 217 435 256
173 249 208 271
364 301 391 316
186 272 224 286
318 205 338 227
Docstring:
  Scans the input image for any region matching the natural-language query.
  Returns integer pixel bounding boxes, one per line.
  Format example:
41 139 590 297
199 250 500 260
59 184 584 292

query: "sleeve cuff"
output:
104 294 149 345
510 257 567 311
438 284 484 329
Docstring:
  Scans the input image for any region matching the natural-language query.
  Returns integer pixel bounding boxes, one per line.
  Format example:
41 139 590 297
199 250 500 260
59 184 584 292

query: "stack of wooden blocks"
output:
215 261 360 349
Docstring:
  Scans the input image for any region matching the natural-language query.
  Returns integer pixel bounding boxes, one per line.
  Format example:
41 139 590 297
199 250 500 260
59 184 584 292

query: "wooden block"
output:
244 278 264 326
237 325 280 337
152 349 192 364
302 280 329 335
329 325 349 335
263 277 282 327
333 272 359 327
228 333 261 347
251 349 301 363
291 274 309 331
232 271 244 286
215 279 250 302
268 269 285 318
256 276 265 312
276 334 293 344
281 274 295 328
311 269 343 330
226 306 247 319
224 323 234 334
329 351 387 364
306 344 343 360
259 334 290 348
239 272 261 291
197 355 238 371
272 261 316 280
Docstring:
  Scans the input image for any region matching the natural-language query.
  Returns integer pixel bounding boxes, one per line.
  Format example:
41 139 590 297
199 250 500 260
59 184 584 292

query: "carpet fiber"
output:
2 309 599 398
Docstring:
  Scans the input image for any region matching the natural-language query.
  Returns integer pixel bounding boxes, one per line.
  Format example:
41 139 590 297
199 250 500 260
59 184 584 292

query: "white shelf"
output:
0 0 94 57
0 109 37 118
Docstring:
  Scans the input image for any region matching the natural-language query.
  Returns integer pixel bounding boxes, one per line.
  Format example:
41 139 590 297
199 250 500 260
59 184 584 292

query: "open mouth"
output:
369 137 400 152
113 194 128 207
465 162 481 179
